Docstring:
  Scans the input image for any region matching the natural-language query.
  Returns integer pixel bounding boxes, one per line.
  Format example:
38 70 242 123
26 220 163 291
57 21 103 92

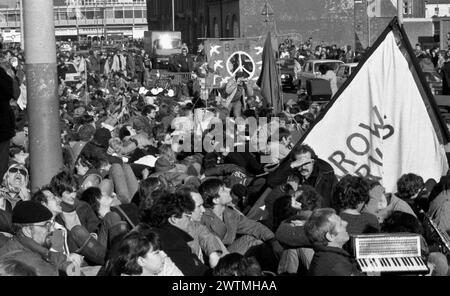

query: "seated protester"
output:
396 173 428 221
304 208 364 276
179 186 229 268
275 185 323 275
266 144 337 215
31 188 106 266
0 258 37 276
362 179 416 223
49 170 100 235
0 201 82 276
130 176 168 208
140 191 209 276
212 253 264 276
80 187 136 249
266 127 293 165
149 157 190 188
104 226 182 276
141 104 159 136
198 179 283 258
78 127 123 166
380 211 449 276
332 175 380 235
0 163 31 209
428 175 450 235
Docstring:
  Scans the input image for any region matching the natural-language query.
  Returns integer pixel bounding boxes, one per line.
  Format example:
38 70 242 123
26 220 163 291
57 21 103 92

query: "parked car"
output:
298 59 344 90
277 58 297 90
64 62 82 85
336 63 358 89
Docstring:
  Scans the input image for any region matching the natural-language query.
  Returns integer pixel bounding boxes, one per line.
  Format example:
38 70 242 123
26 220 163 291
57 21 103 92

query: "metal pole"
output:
104 0 107 41
23 0 63 192
398 0 403 25
172 0 175 31
19 0 24 49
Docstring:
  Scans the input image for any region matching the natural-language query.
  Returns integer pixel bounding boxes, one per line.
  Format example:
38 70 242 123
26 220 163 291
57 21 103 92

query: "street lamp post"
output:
172 0 175 31
23 0 63 192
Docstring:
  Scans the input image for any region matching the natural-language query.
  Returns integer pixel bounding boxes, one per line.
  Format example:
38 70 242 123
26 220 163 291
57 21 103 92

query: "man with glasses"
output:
0 201 80 275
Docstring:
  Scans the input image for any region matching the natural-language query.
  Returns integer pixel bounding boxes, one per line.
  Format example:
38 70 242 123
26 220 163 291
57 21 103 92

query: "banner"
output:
204 38 263 88
268 18 450 193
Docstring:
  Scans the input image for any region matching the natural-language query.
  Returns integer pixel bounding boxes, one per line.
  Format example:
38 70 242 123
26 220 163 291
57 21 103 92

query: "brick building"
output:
146 0 207 50
147 0 356 49
146 0 435 50
354 0 426 48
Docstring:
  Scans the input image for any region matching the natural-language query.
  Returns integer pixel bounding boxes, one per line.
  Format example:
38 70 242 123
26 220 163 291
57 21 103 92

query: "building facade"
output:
425 0 450 18
146 0 207 50
0 0 148 41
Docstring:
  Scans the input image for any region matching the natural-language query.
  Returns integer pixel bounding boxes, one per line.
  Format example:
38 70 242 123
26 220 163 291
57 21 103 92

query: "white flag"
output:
302 21 449 193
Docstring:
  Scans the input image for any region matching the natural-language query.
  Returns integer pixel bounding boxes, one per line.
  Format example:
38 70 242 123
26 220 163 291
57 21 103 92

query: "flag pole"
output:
397 0 403 25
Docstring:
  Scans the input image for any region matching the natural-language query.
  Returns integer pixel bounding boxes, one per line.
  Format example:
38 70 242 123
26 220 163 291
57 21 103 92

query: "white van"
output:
64 62 82 85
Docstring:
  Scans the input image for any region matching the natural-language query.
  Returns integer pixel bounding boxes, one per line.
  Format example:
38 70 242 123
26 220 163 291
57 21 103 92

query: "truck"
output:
144 31 182 69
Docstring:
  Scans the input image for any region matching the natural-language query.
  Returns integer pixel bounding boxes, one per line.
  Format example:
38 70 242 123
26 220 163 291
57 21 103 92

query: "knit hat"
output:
154 157 175 172
12 201 53 224
92 128 112 149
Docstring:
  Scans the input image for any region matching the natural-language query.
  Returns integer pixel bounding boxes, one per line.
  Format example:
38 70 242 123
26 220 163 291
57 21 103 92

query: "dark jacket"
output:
0 233 68 276
151 223 208 276
224 151 265 176
175 54 194 73
56 199 101 234
308 245 363 276
291 158 337 207
0 66 20 141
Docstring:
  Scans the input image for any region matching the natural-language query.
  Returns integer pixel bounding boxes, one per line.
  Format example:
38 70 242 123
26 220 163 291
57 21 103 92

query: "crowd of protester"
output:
0 37 450 277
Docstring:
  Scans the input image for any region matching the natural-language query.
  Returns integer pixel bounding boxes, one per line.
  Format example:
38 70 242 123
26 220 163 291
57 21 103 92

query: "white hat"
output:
145 96 155 105
139 87 148 95
157 87 164 94
150 88 159 95
167 89 175 97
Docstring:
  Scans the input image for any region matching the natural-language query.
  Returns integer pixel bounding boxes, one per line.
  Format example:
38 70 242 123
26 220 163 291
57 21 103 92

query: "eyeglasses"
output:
9 167 27 176
30 220 55 231
182 213 192 219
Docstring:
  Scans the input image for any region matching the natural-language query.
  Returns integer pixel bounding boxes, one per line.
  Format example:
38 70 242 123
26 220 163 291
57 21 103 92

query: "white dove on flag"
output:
220 76 230 86
210 45 221 57
214 60 224 72
255 46 263 55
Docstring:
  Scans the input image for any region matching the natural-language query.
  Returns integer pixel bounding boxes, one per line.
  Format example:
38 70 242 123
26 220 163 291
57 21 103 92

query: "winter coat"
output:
308 245 363 276
0 67 20 141
201 207 274 247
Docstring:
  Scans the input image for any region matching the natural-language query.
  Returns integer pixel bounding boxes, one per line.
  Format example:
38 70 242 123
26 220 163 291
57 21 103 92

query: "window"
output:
403 1 413 15
134 9 143 18
124 9 133 18
115 10 124 19
213 17 219 38
232 15 239 38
